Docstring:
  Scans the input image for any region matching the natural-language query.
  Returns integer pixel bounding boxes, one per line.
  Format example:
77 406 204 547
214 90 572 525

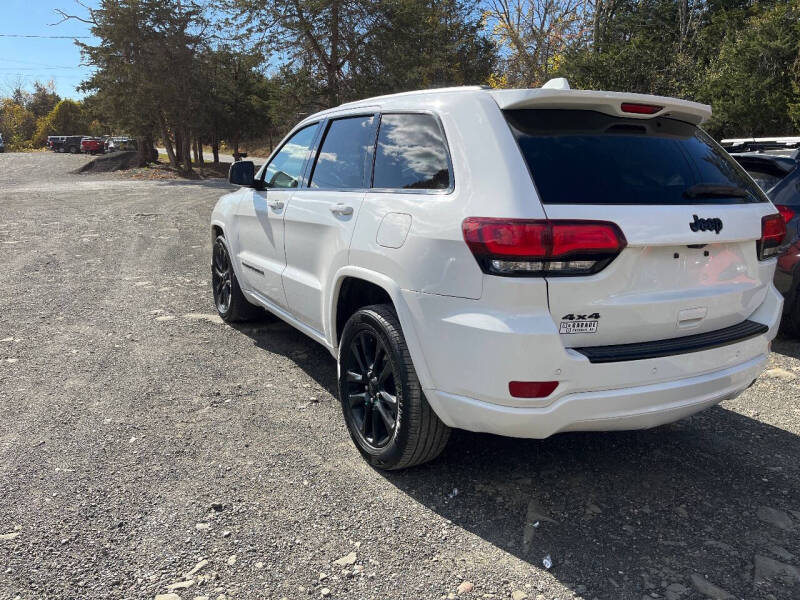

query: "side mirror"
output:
229 160 256 186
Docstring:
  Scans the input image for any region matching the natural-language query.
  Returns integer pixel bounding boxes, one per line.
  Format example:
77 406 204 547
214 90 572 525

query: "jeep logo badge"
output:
690 214 723 234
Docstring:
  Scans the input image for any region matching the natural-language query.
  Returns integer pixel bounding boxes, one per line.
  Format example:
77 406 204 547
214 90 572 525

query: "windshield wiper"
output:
683 183 750 199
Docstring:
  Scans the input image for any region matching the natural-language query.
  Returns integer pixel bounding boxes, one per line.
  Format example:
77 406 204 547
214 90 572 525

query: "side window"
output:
373 113 451 190
264 124 319 188
310 115 376 189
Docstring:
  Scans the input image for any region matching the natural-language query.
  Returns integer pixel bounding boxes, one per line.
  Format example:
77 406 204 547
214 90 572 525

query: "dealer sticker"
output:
559 320 598 334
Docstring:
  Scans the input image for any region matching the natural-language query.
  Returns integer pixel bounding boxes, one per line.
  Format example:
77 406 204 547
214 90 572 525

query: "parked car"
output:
211 80 784 469
80 137 106 155
49 135 83 154
105 136 136 152
47 136 64 151
724 141 800 334
0 134 5 153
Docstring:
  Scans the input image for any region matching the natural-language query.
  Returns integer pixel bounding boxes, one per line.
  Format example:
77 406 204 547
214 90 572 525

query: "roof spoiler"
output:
490 81 711 125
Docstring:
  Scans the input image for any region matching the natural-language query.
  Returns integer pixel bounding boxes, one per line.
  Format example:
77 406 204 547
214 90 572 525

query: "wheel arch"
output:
328 267 434 390
211 221 225 242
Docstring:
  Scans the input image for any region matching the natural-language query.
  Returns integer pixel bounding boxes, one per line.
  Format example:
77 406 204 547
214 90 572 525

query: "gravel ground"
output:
1 151 800 600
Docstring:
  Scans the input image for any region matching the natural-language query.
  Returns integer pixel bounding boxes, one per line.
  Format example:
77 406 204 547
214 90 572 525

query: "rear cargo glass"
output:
504 109 768 205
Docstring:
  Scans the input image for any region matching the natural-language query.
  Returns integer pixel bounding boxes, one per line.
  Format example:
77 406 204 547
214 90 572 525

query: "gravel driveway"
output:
1 152 799 600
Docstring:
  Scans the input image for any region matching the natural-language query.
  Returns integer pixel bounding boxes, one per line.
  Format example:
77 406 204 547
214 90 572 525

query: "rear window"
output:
372 113 451 190
505 110 768 205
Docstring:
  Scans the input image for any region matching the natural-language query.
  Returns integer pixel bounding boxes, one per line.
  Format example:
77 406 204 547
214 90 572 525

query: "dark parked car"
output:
724 138 800 334
49 135 84 154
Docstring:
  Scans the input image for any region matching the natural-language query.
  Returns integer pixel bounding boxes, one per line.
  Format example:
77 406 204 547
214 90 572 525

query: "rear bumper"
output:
424 353 766 438
400 283 782 438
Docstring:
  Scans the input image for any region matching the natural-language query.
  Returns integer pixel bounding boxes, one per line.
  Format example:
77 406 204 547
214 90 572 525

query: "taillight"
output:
776 204 795 224
620 103 662 115
758 213 786 260
462 218 626 276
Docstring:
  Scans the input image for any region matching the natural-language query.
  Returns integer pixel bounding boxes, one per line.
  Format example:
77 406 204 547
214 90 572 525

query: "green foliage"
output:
559 0 800 138
350 0 496 97
27 81 62 120
33 100 91 147
698 1 800 136
0 100 37 150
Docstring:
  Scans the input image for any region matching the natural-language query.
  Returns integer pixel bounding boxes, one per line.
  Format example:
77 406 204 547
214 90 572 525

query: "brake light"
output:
462 218 627 276
621 103 662 115
758 213 786 260
509 381 559 398
776 204 795 224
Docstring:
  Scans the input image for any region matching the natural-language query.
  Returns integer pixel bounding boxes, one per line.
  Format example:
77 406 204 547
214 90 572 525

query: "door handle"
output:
330 203 353 216
267 199 284 210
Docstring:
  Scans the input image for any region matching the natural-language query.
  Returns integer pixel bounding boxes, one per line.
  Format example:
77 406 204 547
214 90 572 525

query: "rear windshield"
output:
505 109 768 205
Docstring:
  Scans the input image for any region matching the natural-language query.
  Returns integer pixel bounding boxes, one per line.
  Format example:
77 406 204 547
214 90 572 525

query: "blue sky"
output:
0 0 98 99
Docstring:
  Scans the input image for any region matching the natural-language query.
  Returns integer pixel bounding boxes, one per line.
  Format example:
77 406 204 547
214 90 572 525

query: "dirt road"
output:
1 152 799 599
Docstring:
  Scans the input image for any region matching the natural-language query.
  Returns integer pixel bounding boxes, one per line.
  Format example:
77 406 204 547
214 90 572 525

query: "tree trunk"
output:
328 0 340 107
211 132 220 164
136 136 154 167
193 138 199 163
175 128 184 165
158 113 178 168
197 142 204 166
181 126 192 175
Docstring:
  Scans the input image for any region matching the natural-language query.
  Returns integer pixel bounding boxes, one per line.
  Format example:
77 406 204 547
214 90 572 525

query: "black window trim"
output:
263 110 456 195
368 110 455 195
258 120 324 189
304 112 380 192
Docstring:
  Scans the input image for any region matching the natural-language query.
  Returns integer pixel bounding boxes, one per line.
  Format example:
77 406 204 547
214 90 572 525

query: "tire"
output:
211 235 261 322
338 304 450 470
69 146 79 154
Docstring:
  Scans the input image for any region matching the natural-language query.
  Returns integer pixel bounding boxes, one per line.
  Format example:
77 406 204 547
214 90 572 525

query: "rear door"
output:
505 109 777 347
282 114 378 334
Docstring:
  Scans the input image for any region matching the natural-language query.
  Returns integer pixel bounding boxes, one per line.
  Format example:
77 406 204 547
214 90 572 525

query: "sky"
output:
0 0 99 99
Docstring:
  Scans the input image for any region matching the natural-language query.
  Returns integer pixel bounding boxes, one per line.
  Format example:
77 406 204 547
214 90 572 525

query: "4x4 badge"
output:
690 214 723 234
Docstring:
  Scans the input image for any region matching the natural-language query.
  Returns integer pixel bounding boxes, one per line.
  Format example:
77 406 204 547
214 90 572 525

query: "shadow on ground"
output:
772 333 800 360
238 317 800 599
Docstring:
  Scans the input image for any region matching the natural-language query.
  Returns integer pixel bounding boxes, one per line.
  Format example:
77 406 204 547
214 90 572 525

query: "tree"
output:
59 0 210 170
350 0 497 96
484 0 592 87
699 0 800 137
27 81 61 120
32 99 90 146
228 0 384 108
198 47 274 162
0 100 36 149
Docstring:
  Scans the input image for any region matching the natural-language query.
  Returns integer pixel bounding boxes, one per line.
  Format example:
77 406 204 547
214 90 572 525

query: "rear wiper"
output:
683 183 750 199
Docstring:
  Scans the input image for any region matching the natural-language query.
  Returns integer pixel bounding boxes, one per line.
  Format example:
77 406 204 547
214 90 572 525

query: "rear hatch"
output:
502 105 778 348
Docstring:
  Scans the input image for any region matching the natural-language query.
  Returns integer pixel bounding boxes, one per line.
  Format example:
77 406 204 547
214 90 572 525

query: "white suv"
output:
211 80 785 469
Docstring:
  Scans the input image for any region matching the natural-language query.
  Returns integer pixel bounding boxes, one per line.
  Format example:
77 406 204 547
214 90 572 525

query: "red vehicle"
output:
80 137 105 155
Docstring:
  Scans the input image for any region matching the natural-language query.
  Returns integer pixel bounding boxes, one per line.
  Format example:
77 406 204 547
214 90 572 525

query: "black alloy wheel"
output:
210 235 260 323
342 329 399 449
212 238 232 315
338 304 450 469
